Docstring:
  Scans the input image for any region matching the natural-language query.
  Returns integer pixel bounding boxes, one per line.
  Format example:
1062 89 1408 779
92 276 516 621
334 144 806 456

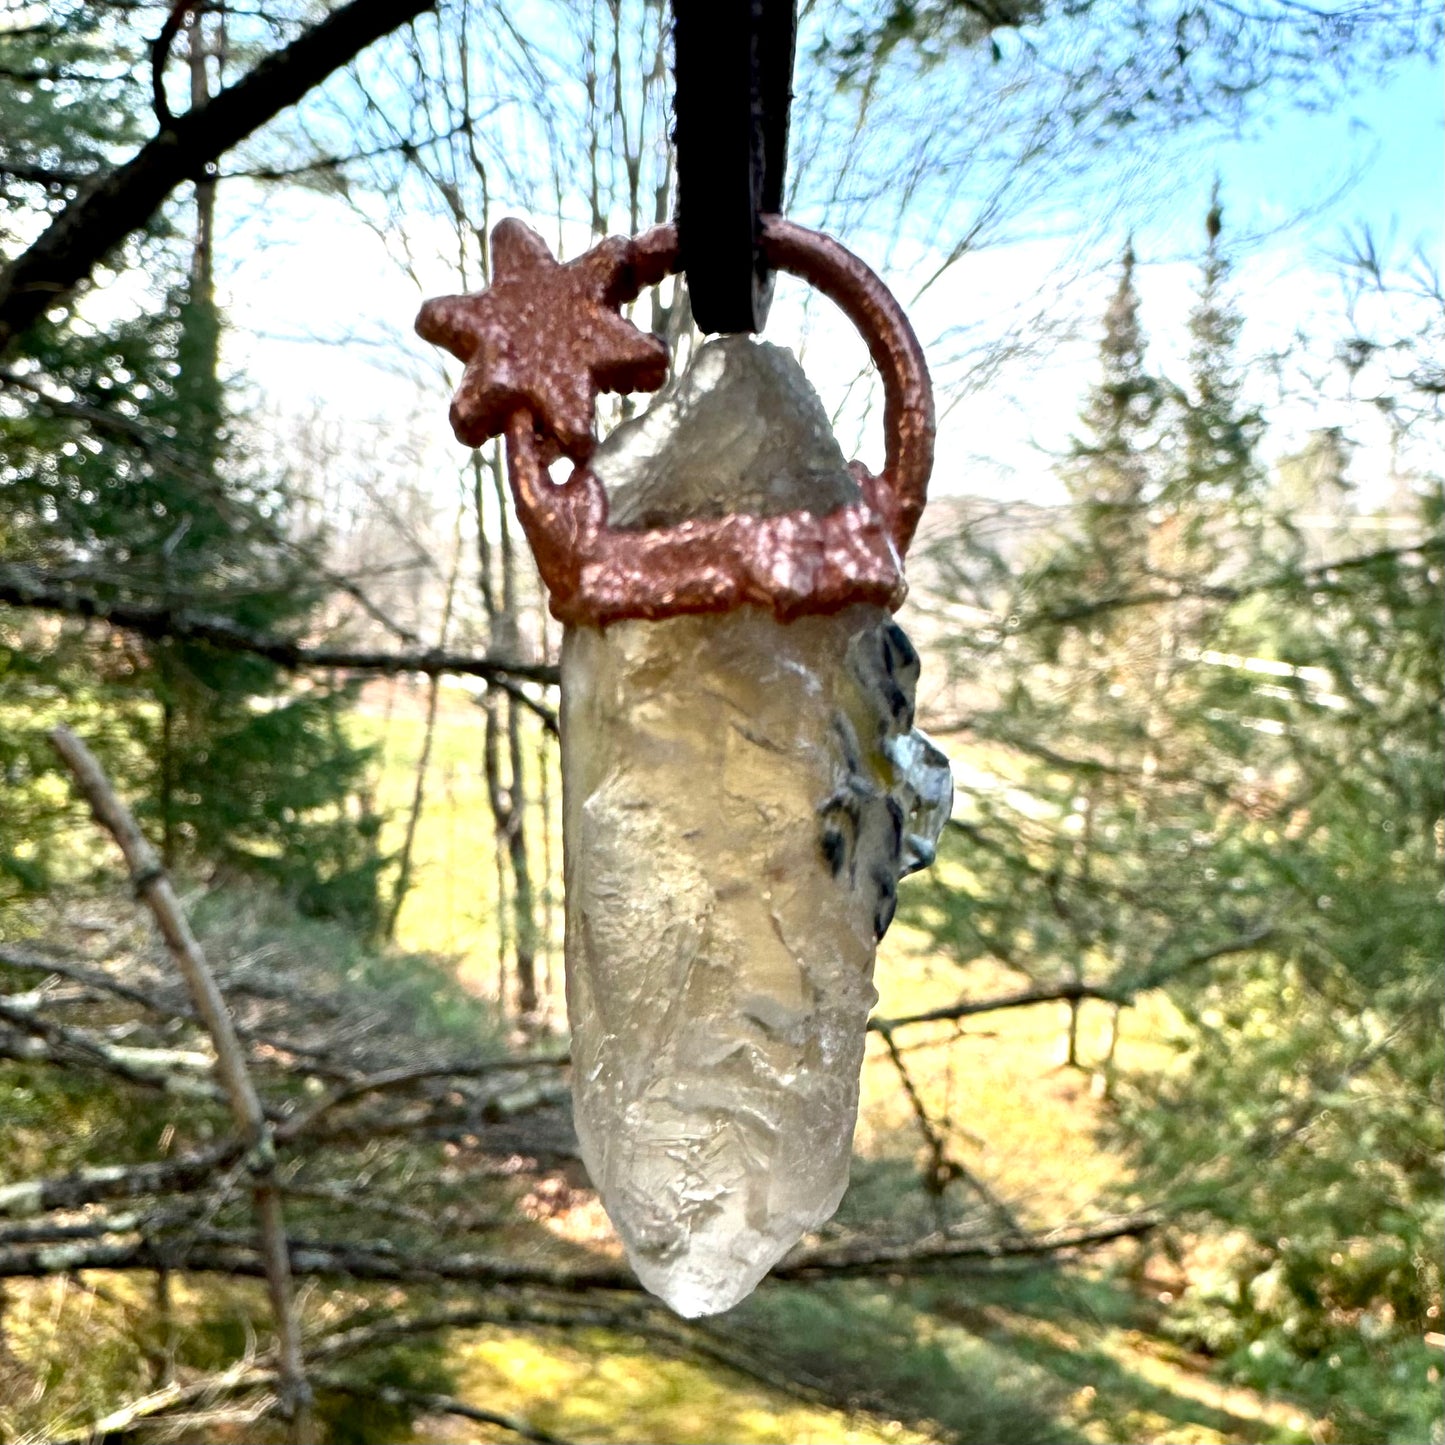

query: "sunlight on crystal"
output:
884 731 953 874
561 338 951 1316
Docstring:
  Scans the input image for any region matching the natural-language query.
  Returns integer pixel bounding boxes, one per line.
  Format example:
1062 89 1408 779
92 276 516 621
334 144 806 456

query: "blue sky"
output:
1201 53 1441 256
911 49 1444 499
221 32 1442 506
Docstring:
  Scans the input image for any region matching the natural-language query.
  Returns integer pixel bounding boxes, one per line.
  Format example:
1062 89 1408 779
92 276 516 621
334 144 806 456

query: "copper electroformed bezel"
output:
417 215 935 627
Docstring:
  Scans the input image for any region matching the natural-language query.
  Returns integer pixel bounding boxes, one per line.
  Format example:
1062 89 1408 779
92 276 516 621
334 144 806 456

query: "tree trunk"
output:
385 501 464 939
536 679 556 1004
188 11 215 307
490 452 538 1019
505 695 538 1017
472 448 540 1020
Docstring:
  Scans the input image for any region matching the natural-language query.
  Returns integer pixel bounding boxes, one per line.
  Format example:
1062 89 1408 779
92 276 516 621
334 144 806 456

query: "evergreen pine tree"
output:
914 192 1443 1444
1177 189 1262 505
1109 480 1444 1442
1156 184 1269 582
1057 240 1160 592
1105 232 1445 1439
915 215 1273 1070
0 6 385 930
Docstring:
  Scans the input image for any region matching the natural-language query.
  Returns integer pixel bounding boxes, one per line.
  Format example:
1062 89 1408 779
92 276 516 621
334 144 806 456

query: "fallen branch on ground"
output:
50 726 313 1439
0 1145 247 1219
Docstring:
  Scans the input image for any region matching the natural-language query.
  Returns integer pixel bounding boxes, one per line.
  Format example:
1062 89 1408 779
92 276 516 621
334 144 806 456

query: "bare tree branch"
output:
46 1362 273 1445
274 1050 568 1142
151 0 199 129
0 369 429 649
0 0 435 353
309 1293 909 1426
874 1022 1020 1230
1016 537 1444 632
0 1236 637 1289
0 1210 1163 1287
317 1381 571 1444
48 727 313 1440
870 925 1275 1033
774 1210 1164 1278
871 979 1127 1033
0 565 559 712
219 121 476 181
0 1144 246 1220
45 1361 567 1445
0 997 224 1097
0 943 353 1079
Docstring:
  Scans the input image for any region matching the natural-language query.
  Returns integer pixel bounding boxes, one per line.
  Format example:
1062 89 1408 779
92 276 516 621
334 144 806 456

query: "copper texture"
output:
415 218 669 459
417 216 936 626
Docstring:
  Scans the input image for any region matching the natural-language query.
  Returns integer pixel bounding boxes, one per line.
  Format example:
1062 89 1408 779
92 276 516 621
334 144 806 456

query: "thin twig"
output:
151 0 199 126
46 1362 564 1444
0 0 436 353
774 1210 1165 1278
874 1023 1019 1231
48 726 313 1441
871 925 1274 1033
1015 537 1443 632
47 1361 272 1444
276 1050 568 1141
0 1211 1163 1287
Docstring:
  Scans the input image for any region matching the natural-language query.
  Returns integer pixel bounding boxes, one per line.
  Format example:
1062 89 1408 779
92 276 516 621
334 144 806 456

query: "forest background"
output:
0 1 1441 1442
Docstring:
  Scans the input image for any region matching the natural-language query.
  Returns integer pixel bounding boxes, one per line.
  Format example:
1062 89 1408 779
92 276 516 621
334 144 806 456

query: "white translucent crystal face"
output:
595 334 863 529
561 338 951 1317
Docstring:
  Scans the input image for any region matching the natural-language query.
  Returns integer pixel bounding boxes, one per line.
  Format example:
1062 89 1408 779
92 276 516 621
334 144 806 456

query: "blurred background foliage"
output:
0 0 1440 1441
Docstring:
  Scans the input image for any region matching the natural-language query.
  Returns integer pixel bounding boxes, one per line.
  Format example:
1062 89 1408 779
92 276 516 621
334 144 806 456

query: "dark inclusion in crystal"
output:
817 618 951 940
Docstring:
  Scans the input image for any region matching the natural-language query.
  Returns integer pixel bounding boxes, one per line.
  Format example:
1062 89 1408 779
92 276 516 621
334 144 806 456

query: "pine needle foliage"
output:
0 11 386 930
908 208 1444 1441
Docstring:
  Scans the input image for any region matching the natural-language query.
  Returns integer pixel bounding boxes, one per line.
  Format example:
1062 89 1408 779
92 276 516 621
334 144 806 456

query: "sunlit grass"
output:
351 682 565 1008
440 1328 931 1445
861 919 1179 1225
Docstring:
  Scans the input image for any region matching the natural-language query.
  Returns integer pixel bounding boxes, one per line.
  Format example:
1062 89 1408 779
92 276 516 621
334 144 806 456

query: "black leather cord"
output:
672 0 797 335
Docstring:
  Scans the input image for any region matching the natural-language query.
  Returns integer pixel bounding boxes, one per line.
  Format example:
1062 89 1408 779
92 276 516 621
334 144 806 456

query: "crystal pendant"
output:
562 338 951 1316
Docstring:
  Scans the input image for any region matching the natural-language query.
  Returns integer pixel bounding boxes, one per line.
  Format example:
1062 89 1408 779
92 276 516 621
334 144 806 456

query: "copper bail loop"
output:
756 217 934 559
461 218 934 627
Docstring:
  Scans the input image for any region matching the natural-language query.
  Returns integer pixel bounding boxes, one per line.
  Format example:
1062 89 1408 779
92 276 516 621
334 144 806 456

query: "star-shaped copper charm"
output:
416 219 670 459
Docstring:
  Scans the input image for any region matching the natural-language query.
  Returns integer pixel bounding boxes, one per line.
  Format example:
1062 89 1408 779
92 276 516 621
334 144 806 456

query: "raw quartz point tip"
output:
562 337 951 1317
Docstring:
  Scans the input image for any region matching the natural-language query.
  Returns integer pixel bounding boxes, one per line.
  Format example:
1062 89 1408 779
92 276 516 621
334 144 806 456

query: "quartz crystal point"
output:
562 337 951 1317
